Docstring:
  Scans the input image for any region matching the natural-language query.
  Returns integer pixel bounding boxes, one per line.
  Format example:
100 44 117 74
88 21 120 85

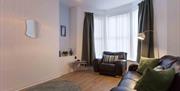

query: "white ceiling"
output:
60 0 136 10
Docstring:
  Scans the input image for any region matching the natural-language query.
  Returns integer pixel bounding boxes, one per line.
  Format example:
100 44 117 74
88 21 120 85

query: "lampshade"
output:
138 33 145 40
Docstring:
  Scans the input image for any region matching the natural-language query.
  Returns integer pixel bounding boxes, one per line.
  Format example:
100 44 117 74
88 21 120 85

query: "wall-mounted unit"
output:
26 19 37 38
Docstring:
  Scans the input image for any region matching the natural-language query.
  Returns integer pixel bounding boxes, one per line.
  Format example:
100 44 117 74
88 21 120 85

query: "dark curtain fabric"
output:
81 12 95 65
137 0 154 62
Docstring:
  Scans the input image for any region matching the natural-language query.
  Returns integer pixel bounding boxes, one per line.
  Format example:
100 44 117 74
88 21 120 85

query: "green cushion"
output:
135 68 175 91
137 57 159 74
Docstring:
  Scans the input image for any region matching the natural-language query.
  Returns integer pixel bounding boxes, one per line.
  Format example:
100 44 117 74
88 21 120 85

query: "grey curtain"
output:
137 0 154 62
81 12 95 65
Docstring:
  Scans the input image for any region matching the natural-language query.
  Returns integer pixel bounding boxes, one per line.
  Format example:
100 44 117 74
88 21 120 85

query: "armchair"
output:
93 51 127 76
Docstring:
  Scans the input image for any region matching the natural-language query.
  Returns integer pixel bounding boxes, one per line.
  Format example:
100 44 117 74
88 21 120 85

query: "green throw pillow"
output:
137 57 159 74
135 68 175 91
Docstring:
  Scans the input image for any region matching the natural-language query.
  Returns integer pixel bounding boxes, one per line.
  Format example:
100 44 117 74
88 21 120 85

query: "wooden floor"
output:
58 70 121 91
22 69 121 91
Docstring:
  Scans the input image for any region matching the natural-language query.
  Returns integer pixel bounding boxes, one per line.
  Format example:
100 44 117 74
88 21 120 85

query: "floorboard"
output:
59 70 121 91
21 70 121 91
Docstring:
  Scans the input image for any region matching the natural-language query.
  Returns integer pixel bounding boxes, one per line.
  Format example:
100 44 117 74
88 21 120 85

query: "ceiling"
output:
60 0 137 10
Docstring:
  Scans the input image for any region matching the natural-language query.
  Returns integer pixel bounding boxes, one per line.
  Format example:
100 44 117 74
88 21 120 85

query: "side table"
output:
73 61 88 71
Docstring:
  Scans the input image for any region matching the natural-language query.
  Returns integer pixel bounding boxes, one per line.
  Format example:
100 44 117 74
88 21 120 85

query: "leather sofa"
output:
111 55 180 91
93 51 127 76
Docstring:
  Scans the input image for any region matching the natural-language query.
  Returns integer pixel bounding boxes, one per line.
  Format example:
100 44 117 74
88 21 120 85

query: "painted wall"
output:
153 0 168 57
60 3 70 52
0 0 74 91
154 0 180 57
69 7 84 60
166 0 180 56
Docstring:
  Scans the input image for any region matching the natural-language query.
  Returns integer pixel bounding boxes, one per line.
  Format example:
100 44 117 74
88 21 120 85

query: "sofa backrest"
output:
159 55 177 69
170 57 180 73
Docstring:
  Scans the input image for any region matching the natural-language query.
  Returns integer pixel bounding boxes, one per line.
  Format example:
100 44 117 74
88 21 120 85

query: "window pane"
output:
94 15 105 58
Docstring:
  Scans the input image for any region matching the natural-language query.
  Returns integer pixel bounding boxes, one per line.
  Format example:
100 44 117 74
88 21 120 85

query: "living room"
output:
0 0 180 91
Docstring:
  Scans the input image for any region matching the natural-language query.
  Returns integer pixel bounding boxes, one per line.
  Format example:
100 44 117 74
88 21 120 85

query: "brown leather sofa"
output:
111 55 180 91
93 51 127 76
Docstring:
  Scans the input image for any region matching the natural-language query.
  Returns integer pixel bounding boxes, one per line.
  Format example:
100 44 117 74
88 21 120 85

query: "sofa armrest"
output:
93 58 102 64
93 58 102 72
111 87 136 91
128 64 139 71
114 61 123 76
110 87 121 91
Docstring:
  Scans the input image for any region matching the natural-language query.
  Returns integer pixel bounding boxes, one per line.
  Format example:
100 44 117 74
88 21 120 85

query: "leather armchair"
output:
93 51 127 76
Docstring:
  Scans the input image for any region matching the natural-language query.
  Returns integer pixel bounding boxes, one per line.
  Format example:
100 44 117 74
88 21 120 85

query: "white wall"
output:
0 0 74 91
60 3 70 51
154 0 180 57
166 0 180 56
154 0 168 57
70 7 84 60
69 8 78 56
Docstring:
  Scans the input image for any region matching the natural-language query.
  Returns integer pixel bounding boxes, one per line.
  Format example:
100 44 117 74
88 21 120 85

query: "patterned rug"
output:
25 80 81 91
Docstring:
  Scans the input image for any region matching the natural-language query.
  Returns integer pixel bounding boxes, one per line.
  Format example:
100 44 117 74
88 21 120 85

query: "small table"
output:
73 61 88 71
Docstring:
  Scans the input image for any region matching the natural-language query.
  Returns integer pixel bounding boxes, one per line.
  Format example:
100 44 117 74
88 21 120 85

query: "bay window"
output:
94 9 138 61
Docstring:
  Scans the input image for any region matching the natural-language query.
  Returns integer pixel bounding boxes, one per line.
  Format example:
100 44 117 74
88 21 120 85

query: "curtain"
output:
94 9 138 61
82 12 95 65
137 0 154 62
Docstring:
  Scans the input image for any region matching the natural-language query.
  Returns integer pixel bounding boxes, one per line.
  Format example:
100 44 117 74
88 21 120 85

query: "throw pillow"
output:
109 55 115 63
137 57 159 74
114 56 119 61
103 55 118 63
103 54 110 63
135 68 175 91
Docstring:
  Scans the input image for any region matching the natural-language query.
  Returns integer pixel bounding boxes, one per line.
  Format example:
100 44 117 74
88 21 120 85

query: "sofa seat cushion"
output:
123 71 141 82
111 87 136 91
119 79 137 89
99 63 115 71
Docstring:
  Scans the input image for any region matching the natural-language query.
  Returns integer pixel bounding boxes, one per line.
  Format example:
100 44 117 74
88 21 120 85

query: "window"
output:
94 9 138 61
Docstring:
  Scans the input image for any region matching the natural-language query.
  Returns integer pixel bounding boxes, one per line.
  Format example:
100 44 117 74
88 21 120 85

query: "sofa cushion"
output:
135 68 175 91
159 55 177 69
137 57 159 74
123 71 141 82
99 63 115 71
